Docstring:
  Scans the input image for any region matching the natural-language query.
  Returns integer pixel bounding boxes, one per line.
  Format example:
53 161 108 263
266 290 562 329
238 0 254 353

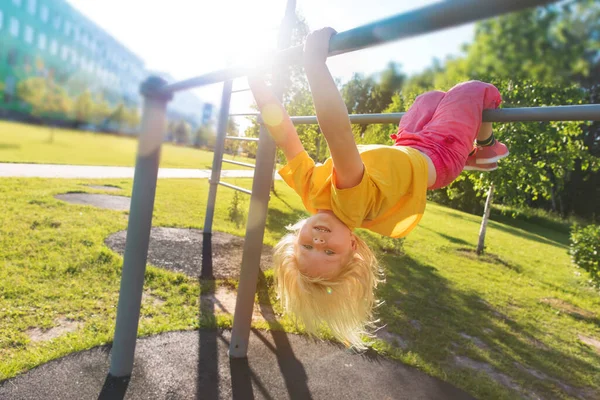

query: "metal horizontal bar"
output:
157 0 554 94
226 136 260 142
290 105 600 125
217 181 252 195
222 159 256 169
229 113 260 118
482 104 600 122
231 88 251 93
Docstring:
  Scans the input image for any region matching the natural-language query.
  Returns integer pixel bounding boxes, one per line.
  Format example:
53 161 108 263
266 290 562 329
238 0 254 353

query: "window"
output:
12 0 22 7
50 39 58 55
53 15 61 30
40 5 49 22
24 25 34 44
38 33 46 50
27 0 36 15
0 10 3 30
9 18 19 37
64 21 71 36
61 45 68 60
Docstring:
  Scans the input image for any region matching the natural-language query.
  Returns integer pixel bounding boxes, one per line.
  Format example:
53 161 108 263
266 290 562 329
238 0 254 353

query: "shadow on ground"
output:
375 251 599 399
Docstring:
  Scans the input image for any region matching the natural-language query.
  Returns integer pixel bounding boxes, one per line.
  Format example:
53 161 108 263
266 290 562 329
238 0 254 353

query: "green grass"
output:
0 177 598 400
0 120 257 169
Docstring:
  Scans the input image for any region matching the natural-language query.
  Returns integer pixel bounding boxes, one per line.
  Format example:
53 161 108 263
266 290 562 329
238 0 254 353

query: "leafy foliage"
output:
569 223 600 285
17 77 73 119
228 190 246 228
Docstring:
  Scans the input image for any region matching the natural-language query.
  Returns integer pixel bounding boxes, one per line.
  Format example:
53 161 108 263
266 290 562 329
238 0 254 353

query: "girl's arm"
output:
248 76 305 162
303 28 364 189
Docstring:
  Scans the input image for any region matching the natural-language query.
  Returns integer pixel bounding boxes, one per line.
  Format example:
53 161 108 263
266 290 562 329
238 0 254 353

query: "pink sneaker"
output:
464 154 497 171
475 140 509 164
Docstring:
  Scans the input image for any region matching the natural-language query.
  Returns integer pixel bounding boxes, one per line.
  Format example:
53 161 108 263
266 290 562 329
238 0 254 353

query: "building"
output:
0 0 212 133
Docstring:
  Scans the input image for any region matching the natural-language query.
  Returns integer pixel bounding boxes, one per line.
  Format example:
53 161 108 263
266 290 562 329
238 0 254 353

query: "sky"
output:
67 0 475 122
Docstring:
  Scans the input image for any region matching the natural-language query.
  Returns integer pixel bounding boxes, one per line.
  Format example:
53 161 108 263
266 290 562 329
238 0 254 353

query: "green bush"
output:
228 191 246 228
569 224 600 286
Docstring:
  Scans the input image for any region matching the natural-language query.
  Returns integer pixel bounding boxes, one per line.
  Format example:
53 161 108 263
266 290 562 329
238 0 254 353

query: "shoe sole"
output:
477 150 510 164
464 165 498 172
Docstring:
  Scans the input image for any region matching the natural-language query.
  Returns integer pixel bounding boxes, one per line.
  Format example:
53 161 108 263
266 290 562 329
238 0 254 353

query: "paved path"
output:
0 329 476 400
0 163 277 179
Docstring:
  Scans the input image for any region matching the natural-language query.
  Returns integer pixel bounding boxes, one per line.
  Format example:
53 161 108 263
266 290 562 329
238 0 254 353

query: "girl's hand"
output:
303 27 337 69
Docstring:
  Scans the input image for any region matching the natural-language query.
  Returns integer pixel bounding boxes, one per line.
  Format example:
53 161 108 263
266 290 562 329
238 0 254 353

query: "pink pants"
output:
391 81 502 190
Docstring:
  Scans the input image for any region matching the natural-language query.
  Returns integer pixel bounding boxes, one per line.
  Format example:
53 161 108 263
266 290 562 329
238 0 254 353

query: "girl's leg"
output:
399 91 446 133
424 81 502 158
477 122 493 142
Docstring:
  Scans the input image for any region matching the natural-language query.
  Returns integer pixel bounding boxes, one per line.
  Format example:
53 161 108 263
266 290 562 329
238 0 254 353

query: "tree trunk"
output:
477 183 494 256
48 126 55 144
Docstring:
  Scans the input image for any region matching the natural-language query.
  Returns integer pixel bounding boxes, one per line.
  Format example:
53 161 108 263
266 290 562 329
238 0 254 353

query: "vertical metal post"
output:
229 0 296 358
229 124 277 357
109 77 172 377
201 80 233 279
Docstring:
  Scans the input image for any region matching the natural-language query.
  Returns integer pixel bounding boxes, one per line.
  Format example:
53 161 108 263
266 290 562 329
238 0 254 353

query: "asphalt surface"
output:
0 329 476 400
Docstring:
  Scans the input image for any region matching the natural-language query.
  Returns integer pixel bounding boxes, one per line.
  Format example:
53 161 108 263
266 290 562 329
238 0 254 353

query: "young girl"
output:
249 27 508 349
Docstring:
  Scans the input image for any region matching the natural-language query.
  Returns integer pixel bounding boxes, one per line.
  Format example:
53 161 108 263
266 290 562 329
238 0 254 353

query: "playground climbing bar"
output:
110 0 577 377
289 105 600 125
153 0 555 96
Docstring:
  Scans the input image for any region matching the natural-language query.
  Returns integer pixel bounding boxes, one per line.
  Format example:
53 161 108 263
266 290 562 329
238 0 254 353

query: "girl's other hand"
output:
303 27 337 69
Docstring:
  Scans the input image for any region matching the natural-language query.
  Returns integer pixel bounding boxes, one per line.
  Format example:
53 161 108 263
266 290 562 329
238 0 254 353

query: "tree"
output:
17 76 74 142
92 96 113 125
110 104 128 130
173 120 192 144
472 80 591 210
125 106 141 129
74 90 94 124
403 0 599 220
17 77 73 121
341 63 406 139
477 183 494 255
194 125 215 148
456 0 600 220
361 91 406 146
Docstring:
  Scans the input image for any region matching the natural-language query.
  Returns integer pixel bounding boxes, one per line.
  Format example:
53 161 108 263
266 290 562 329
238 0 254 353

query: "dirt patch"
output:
459 333 488 350
143 292 166 307
515 362 598 400
26 318 81 342
456 248 520 272
375 327 409 349
410 320 422 331
578 334 600 354
453 356 525 394
84 185 122 191
200 286 277 322
55 193 130 211
105 228 273 279
540 298 596 320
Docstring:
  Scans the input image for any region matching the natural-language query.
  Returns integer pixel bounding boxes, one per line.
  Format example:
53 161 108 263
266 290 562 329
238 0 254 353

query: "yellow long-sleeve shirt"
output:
278 144 429 238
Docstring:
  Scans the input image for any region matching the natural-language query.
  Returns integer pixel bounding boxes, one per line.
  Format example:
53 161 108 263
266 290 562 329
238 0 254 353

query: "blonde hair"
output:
273 219 382 350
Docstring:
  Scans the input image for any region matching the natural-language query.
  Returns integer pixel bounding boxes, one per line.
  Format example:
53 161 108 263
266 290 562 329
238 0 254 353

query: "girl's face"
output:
295 211 356 279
